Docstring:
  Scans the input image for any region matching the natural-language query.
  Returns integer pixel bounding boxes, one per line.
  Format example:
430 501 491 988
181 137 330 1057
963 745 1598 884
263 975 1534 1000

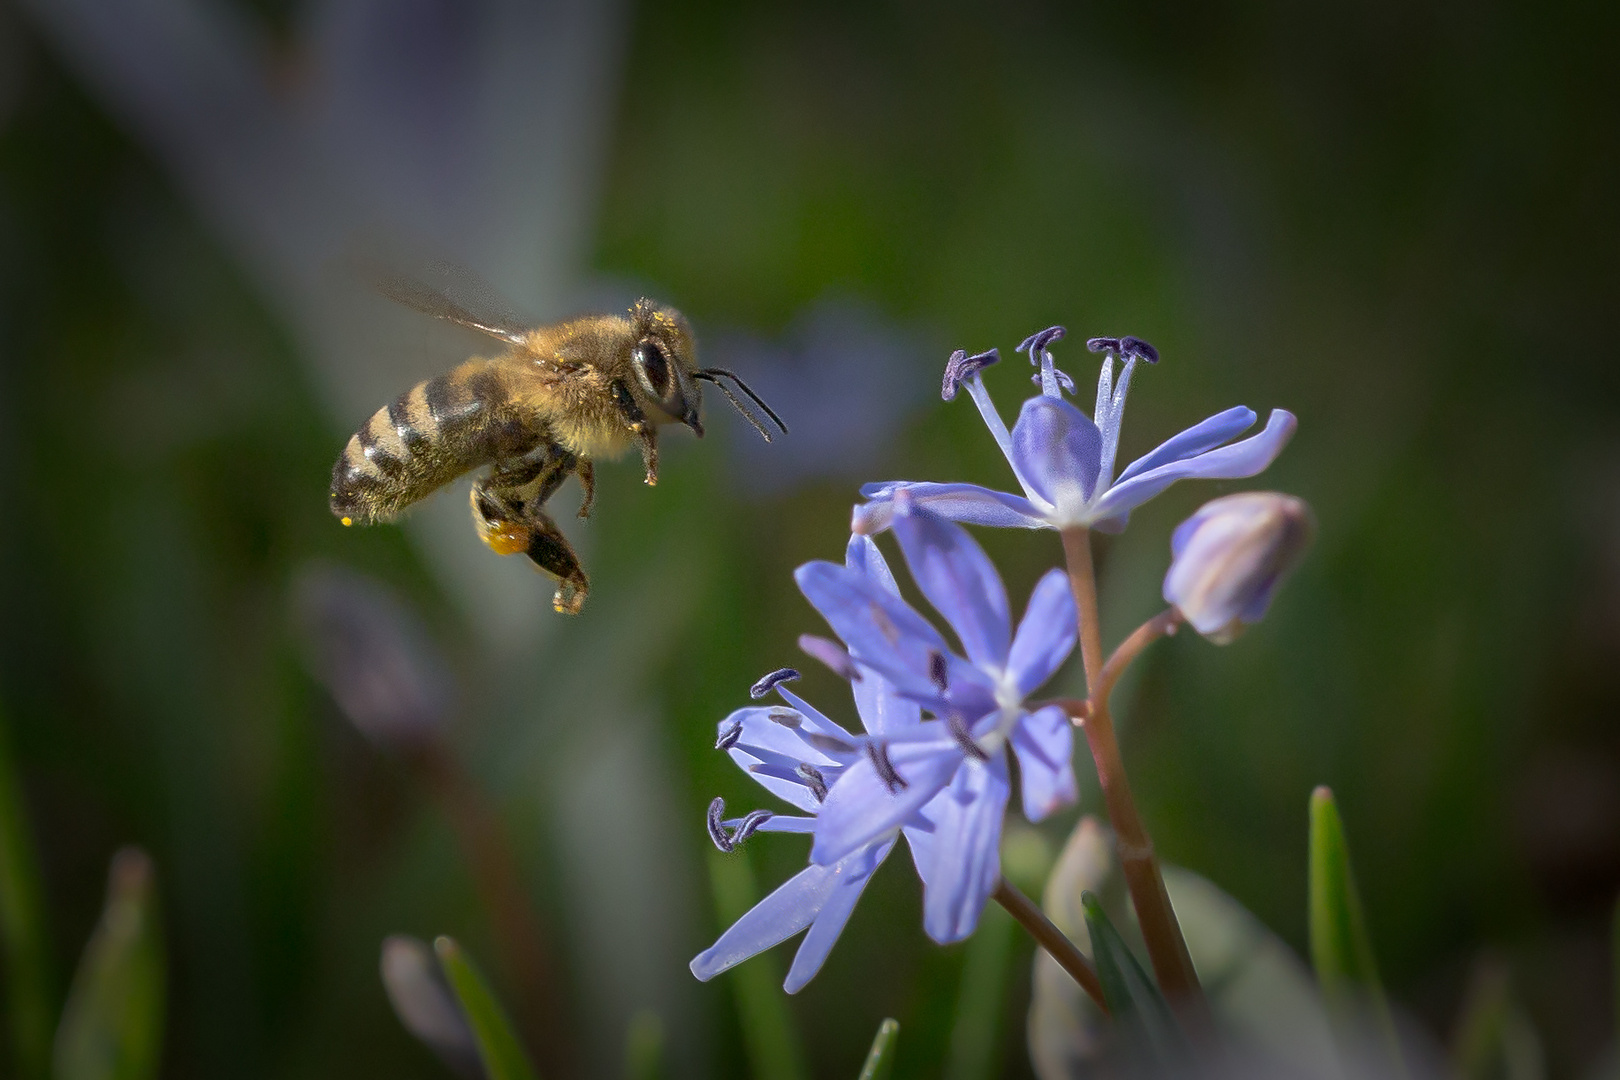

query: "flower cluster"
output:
692 326 1309 991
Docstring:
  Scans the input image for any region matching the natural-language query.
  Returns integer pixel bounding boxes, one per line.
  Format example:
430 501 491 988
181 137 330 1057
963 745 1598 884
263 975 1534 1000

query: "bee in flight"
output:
330 263 785 614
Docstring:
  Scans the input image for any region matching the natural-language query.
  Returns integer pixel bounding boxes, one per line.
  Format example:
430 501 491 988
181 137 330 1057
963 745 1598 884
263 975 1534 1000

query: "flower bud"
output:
1163 492 1313 644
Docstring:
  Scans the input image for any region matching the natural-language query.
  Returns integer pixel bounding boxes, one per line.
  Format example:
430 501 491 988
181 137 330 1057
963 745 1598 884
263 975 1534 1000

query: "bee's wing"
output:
348 243 533 345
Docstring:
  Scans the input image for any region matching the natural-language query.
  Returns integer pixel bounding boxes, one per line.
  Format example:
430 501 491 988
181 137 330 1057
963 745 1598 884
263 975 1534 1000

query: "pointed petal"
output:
853 482 1047 535
783 837 896 992
891 499 1011 670
721 707 846 812
1011 396 1102 513
1005 569 1077 697
811 740 962 865
794 561 948 699
1113 406 1257 487
845 534 901 597
689 862 839 981
1090 409 1297 527
1009 705 1078 821
918 755 1011 943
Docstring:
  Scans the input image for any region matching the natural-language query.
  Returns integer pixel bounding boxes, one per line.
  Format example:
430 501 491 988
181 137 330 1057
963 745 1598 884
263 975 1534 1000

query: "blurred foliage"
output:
0 0 1617 1078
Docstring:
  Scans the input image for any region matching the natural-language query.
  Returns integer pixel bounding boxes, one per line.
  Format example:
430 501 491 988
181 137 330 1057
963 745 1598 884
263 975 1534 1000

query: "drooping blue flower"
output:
853 330 1297 536
1163 491 1315 644
794 496 1080 942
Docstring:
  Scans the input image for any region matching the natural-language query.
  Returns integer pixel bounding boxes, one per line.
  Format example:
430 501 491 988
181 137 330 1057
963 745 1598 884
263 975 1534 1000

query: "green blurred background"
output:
1 0 1616 1076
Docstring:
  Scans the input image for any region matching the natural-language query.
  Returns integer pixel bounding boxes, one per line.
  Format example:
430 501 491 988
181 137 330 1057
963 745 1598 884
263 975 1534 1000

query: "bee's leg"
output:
610 379 660 486
522 512 589 615
469 447 589 613
576 459 595 519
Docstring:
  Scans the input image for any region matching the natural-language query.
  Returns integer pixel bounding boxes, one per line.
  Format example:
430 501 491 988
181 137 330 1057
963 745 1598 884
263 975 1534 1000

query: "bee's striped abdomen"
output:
330 360 540 525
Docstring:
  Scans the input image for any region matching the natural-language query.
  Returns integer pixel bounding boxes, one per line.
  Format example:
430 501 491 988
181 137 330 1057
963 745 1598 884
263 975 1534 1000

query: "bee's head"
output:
628 298 787 444
628 299 705 437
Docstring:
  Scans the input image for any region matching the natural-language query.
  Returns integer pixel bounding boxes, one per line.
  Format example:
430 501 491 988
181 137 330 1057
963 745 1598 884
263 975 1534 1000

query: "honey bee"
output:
330 264 785 614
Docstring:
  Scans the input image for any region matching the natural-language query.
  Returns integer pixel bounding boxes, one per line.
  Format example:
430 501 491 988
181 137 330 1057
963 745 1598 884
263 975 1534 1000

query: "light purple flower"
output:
853 330 1297 536
691 542 933 992
794 499 1080 942
1163 491 1315 644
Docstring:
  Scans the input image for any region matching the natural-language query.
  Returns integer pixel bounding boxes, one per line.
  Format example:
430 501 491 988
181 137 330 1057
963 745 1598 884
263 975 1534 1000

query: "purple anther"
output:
1119 335 1159 363
749 667 801 699
798 634 861 681
796 763 829 802
1086 336 1122 354
941 348 1002 401
865 741 909 793
706 797 734 852
1017 326 1067 362
947 716 990 762
928 650 949 693
731 809 775 845
715 721 743 751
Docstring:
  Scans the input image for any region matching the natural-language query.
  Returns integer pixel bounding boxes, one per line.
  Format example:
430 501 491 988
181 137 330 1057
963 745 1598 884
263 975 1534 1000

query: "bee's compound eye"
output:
633 341 671 400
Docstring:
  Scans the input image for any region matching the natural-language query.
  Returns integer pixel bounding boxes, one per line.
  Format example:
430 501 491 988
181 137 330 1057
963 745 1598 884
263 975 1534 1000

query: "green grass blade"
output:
624 1009 664 1080
0 703 52 1080
1308 786 1404 1074
706 849 810 1080
857 1018 899 1080
944 902 1013 1080
52 848 164 1080
434 937 540 1080
1081 891 1189 1069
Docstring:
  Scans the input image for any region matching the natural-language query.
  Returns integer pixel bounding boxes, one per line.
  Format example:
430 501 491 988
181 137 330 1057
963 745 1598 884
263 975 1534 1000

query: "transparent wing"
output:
346 239 533 345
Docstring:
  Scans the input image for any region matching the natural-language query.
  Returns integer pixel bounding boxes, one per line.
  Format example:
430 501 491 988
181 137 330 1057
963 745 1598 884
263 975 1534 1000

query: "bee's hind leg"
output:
470 450 589 614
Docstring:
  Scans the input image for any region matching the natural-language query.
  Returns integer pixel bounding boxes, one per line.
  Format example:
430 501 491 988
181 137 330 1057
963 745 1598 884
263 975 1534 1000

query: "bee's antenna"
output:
694 369 789 441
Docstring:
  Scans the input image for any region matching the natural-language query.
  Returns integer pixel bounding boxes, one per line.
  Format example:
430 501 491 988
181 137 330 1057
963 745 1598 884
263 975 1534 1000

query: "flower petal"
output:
1112 405 1257 487
915 755 1010 943
690 861 839 981
845 533 901 597
783 836 896 992
794 561 947 699
1090 409 1297 528
1005 569 1077 698
853 482 1047 535
721 707 847 812
810 739 962 865
891 498 1011 670
1009 705 1078 821
1011 396 1102 513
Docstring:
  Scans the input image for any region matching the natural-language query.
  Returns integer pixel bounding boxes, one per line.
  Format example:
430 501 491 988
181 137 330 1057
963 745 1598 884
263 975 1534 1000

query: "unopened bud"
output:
1162 492 1313 644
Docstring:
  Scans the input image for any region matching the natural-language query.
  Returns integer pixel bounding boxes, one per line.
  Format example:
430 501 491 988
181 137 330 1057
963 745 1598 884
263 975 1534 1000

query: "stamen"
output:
768 708 803 728
1119 335 1159 364
798 634 861 681
1085 336 1121 354
866 741 909 793
941 348 1001 401
731 809 775 844
706 797 734 852
809 732 858 755
947 716 990 762
1032 369 1076 393
715 721 743 751
796 763 829 802
928 650 950 693
750 667 801 699
1017 326 1068 398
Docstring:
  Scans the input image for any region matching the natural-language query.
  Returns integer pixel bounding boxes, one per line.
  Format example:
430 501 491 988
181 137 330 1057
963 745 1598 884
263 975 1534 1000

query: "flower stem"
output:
992 879 1108 1013
1058 526 1204 1008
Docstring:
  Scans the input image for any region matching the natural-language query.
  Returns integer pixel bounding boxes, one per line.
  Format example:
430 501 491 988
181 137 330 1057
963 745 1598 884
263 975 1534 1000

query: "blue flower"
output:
690 540 935 992
853 330 1297 536
794 497 1080 942
1163 491 1314 644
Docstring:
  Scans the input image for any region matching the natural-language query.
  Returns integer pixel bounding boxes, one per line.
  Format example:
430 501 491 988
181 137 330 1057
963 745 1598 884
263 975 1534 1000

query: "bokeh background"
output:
1 0 1617 1077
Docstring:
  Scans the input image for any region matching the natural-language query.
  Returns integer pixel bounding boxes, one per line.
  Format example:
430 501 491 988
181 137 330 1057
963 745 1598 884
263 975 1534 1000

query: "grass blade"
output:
0 703 51 1080
434 937 540 1080
1308 785 1404 1075
706 849 810 1080
944 902 1013 1080
1081 891 1189 1069
857 1018 899 1080
52 848 164 1080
